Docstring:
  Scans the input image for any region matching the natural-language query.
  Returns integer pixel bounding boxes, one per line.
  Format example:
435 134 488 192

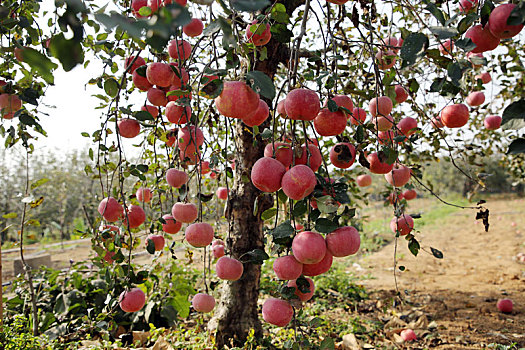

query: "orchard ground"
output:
2 195 524 348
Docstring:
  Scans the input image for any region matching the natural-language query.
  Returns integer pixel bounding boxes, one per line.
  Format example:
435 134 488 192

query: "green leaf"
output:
138 6 152 16
429 26 458 39
316 196 339 214
270 23 293 43
315 218 338 233
244 248 269 264
455 38 476 52
2 212 17 219
292 200 307 217
261 208 277 220
507 138 525 154
198 192 214 202
326 99 338 112
49 33 84 72
480 0 494 27
354 124 364 143
271 3 290 24
230 0 270 12
31 178 49 190
172 294 190 318
22 48 58 84
400 33 429 68
104 78 119 98
408 238 420 256
199 79 223 99
134 110 155 121
146 238 156 254
501 99 525 129
424 1 446 25
246 71 275 100
260 128 272 139
457 12 479 34
320 337 335 350
269 220 294 245
508 1 525 26
430 247 444 259
218 17 237 49
203 19 221 37
19 114 37 126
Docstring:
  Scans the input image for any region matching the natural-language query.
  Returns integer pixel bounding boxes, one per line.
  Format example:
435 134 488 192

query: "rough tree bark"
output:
209 1 305 347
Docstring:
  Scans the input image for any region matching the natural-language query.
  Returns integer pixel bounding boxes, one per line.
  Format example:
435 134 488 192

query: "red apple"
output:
350 107 367 124
166 168 188 188
216 187 228 200
496 298 513 313
325 226 360 257
367 152 394 174
440 103 469 128
98 197 124 222
475 72 491 84
397 117 418 136
132 70 153 91
273 255 303 280
459 0 478 13
284 89 320 121
390 215 414 235
313 108 347 136
141 105 159 118
146 234 165 251
119 288 146 312
292 231 327 264
302 251 332 276
166 102 190 124
431 116 444 128
400 329 417 342
0 94 22 119
329 143 356 169
356 174 372 187
287 277 315 302
161 214 182 234
212 244 225 259
466 91 485 107
294 143 322 172
369 96 393 117
251 157 286 193
123 205 146 228
484 115 502 130
385 164 411 187
373 115 395 131
136 187 153 202
262 298 293 327
185 222 214 247
439 39 454 55
395 85 409 103
192 293 215 313
465 24 500 53
171 202 198 223
215 81 260 119
488 4 524 39
131 0 148 17
147 87 168 107
118 119 141 138
376 50 397 70
183 18 204 37
168 39 192 61
326 95 353 115
146 62 174 87
281 165 317 201
243 99 269 127
264 142 293 168
125 55 146 73
216 256 243 281
246 21 271 46
403 189 417 200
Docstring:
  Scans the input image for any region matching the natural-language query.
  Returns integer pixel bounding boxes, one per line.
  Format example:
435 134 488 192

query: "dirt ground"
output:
353 196 525 348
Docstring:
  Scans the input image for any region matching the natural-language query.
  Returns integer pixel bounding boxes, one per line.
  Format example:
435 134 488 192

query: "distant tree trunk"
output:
209 1 304 345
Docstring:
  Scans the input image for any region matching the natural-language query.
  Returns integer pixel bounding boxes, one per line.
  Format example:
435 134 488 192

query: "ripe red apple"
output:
215 81 260 119
395 85 409 103
166 102 190 124
466 91 485 107
216 256 243 281
146 62 174 87
264 142 293 168
284 89 320 121
381 36 401 53
302 251 332 276
131 0 148 17
373 115 395 131
397 117 418 136
488 4 524 39
147 0 162 12
125 55 146 73
484 115 502 130
136 187 153 202
403 189 417 200
0 94 22 119
262 298 293 327
276 100 287 116
273 255 303 280
350 107 367 124
325 226 360 257
161 214 182 234
475 72 491 84
369 96 393 117
123 205 146 228
366 152 394 174
287 277 315 302
376 50 397 70
329 143 356 169
103 250 115 264
98 197 124 222
326 95 353 114
183 18 204 37
281 165 317 201
390 215 414 235
439 39 454 55
171 202 198 223
178 125 204 153
246 21 271 46
168 39 192 61
292 231 327 264
185 222 214 247
147 87 168 106
496 298 513 313
119 287 146 312
141 105 159 118
243 99 269 127
385 164 411 187
313 108 347 136
378 130 399 145
169 63 190 87
212 239 224 247
146 234 165 251
440 103 469 128
294 143 323 172
192 293 215 313
251 157 286 193
356 174 372 187
465 24 500 53
212 244 225 259
400 329 417 342
216 187 228 200
132 70 153 91
166 168 188 188
459 0 478 12
118 119 141 138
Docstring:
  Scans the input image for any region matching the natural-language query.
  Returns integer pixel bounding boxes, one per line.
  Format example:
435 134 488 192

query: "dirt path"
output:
356 197 525 348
